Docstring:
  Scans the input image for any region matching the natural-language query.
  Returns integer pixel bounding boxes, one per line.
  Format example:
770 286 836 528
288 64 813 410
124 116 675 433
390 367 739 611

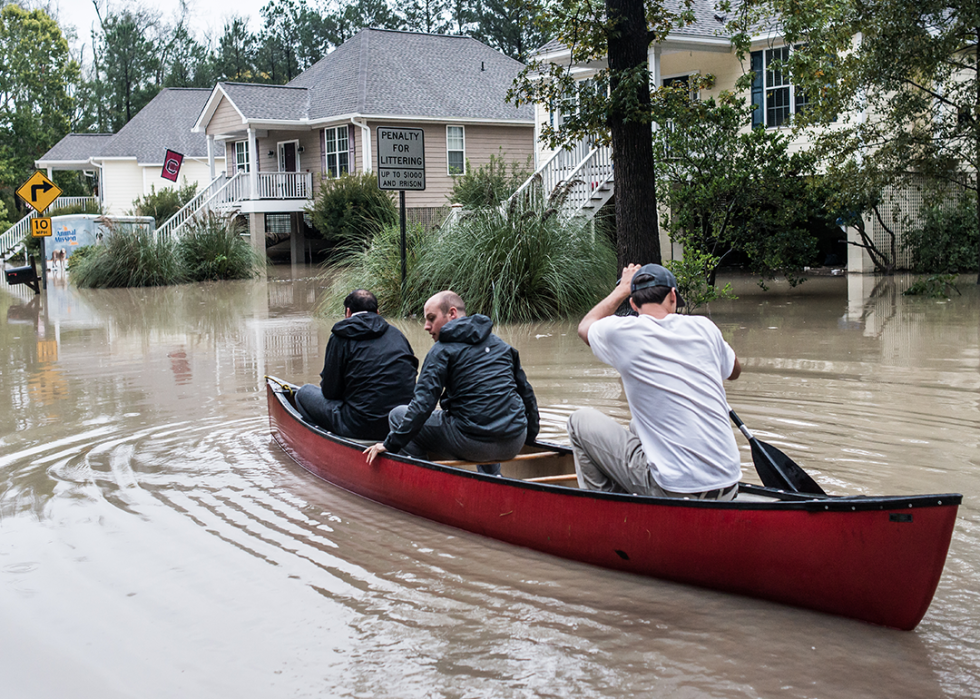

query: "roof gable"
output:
98 88 226 163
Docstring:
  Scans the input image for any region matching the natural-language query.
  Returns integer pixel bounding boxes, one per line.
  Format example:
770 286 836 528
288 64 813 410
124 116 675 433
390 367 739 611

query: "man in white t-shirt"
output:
569 263 742 500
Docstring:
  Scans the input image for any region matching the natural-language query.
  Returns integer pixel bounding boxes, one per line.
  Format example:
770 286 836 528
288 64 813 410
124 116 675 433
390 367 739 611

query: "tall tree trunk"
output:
606 0 661 268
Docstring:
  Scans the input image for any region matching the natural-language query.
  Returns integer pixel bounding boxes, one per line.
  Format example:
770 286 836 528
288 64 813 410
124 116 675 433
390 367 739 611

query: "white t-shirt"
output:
588 313 741 493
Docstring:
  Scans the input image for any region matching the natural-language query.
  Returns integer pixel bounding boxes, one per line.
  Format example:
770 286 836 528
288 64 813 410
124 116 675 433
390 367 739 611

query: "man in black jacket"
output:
363 291 539 475
295 289 418 441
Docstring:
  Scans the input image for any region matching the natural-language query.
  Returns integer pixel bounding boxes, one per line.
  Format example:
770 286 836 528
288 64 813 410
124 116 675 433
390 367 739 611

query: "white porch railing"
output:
559 145 614 218
257 172 312 199
506 139 596 208
504 140 614 221
157 171 247 240
1 196 99 260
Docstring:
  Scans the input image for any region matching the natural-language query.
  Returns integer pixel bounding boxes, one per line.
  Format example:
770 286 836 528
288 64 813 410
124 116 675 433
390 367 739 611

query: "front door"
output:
278 142 297 172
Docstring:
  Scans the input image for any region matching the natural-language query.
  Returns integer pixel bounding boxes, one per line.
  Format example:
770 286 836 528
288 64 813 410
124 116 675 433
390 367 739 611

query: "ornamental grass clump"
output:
323 201 617 322
412 202 616 322
177 214 263 281
71 225 183 288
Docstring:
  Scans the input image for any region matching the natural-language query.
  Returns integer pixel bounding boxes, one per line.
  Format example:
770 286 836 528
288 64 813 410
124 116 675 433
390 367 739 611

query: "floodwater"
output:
1 266 978 698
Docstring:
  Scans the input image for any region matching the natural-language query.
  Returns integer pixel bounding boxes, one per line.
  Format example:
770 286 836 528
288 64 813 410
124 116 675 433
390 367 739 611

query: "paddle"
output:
729 409 825 495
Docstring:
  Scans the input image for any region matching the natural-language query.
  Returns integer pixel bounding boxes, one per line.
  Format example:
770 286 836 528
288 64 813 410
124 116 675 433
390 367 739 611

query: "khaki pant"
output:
566 408 737 501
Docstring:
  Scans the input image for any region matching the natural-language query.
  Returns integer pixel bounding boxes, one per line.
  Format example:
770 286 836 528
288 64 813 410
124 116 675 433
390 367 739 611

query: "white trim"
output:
277 139 301 172
446 125 465 176
193 84 248 133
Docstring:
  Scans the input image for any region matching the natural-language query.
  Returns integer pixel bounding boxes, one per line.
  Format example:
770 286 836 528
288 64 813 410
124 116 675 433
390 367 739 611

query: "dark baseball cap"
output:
630 263 686 308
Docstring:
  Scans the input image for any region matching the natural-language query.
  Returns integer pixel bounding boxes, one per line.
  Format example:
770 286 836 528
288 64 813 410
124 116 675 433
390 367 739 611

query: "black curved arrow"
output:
31 181 53 202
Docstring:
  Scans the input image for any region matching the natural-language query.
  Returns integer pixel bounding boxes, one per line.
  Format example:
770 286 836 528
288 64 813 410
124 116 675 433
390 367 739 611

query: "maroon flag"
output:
161 150 184 182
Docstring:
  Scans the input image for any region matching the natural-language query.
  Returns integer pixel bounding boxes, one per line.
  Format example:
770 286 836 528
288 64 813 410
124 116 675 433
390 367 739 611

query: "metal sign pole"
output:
39 236 47 290
400 190 407 290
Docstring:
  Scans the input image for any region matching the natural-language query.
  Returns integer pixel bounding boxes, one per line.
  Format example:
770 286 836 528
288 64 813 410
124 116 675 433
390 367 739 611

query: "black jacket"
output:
383 314 539 453
320 313 418 440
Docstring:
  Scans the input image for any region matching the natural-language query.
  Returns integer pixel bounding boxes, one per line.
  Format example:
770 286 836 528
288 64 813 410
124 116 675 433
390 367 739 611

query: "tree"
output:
95 7 161 130
510 0 695 268
731 0 980 283
215 16 257 81
400 0 450 34
653 90 822 287
471 0 549 62
0 5 79 189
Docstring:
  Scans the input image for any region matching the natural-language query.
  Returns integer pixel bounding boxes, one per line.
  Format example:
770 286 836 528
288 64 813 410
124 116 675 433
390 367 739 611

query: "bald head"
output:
423 290 466 341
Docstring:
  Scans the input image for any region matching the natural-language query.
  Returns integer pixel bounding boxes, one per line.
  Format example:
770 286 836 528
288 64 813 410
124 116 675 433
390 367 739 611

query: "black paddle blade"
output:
750 438 826 496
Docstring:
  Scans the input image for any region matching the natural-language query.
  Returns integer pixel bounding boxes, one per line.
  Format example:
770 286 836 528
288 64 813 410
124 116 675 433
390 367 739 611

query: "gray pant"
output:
389 405 526 476
567 408 737 500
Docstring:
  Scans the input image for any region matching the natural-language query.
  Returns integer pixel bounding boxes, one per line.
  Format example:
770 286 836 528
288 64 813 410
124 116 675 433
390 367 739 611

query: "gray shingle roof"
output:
37 133 114 163
534 0 733 56
98 88 225 163
286 29 532 121
217 83 310 121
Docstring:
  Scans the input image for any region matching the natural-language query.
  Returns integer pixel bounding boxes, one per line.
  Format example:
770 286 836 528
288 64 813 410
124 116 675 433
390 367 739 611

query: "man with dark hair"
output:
568 263 742 500
363 290 539 476
295 289 418 441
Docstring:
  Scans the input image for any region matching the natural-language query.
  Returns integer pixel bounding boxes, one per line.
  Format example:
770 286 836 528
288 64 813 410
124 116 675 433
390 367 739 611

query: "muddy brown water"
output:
1 267 978 698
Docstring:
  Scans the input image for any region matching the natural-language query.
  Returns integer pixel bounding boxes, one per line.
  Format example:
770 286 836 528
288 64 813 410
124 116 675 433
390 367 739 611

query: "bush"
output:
52 200 103 215
70 214 261 288
308 173 397 248
71 225 183 288
324 201 617 322
903 273 961 299
177 214 263 281
665 248 737 314
449 151 534 209
130 181 198 227
902 199 979 273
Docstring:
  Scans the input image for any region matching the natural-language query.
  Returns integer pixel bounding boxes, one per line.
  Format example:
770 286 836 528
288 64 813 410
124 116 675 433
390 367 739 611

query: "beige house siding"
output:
101 161 144 215
207 96 244 136
366 122 534 209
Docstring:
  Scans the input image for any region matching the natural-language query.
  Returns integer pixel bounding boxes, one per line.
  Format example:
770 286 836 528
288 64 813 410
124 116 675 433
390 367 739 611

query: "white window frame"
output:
446 125 465 175
277 139 300 172
752 45 809 128
323 127 349 178
234 140 250 173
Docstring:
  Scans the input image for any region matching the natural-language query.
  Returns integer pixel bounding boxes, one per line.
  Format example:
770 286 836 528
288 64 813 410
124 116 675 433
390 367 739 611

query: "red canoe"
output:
267 377 960 630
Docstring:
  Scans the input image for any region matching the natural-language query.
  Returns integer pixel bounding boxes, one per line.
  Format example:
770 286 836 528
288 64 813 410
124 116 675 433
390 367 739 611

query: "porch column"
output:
47 167 53 179
207 134 216 180
651 46 662 88
248 127 258 199
249 213 266 269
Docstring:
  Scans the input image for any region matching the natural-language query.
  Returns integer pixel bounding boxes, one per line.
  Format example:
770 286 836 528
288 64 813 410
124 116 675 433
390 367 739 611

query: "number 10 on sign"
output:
31 217 52 237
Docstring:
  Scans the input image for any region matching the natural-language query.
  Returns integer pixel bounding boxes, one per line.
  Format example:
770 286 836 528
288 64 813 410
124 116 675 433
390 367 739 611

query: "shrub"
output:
52 199 103 215
902 199 979 273
665 248 737 314
308 173 397 248
325 201 617 322
177 214 263 281
903 273 961 299
71 225 183 288
449 151 534 209
130 181 198 227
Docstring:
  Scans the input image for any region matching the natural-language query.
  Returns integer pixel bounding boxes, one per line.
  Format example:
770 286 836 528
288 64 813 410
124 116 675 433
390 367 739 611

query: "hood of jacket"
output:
438 314 493 345
332 312 389 340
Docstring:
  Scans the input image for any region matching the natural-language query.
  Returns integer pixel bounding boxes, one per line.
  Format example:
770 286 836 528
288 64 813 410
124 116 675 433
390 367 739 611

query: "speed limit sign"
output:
31 217 52 237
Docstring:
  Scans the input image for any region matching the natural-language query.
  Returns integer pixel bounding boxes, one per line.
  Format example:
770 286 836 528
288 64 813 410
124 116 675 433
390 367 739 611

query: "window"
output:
751 46 808 128
662 74 700 103
323 126 349 178
447 126 464 175
234 140 250 172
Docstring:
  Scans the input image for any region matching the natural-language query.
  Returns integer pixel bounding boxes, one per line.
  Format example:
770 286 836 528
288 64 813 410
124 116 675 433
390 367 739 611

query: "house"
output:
192 28 536 262
36 88 228 215
526 5 875 268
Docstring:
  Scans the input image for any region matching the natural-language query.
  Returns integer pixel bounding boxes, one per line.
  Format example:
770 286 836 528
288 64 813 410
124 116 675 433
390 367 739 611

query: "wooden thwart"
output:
433 450 561 468
525 473 579 483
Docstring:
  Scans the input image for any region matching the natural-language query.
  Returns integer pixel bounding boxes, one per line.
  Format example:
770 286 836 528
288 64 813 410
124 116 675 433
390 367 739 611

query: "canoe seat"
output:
433 451 562 468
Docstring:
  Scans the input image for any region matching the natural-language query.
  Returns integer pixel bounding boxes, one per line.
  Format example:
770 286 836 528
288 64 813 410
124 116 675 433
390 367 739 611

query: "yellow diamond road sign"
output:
17 171 62 213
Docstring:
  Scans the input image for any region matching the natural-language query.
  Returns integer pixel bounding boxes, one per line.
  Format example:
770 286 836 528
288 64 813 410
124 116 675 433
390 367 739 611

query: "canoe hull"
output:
267 380 959 630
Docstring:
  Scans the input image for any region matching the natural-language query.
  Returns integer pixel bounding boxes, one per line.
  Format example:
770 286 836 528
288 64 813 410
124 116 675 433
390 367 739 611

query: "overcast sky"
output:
53 0 271 51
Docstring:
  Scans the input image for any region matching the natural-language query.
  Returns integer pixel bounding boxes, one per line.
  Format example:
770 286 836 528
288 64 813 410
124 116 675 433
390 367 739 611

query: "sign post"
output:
377 127 425 289
17 171 62 291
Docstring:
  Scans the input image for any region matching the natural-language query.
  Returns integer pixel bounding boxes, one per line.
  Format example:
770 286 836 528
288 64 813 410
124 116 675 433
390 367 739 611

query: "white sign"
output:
377 127 425 191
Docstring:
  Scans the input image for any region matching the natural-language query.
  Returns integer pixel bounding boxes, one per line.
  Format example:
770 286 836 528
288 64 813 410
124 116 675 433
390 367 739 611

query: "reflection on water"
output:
1 268 978 698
